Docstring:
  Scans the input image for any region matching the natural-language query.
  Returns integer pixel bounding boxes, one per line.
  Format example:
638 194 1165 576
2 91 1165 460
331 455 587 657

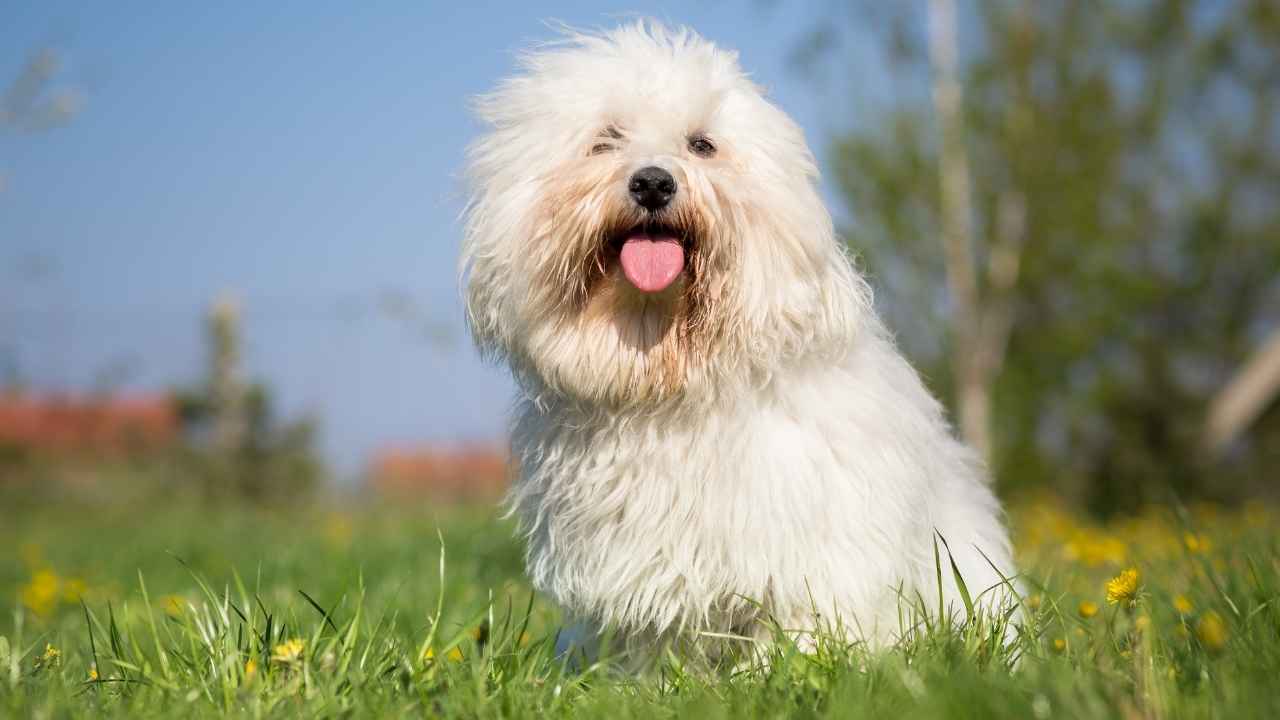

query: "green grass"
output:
2 497 1278 718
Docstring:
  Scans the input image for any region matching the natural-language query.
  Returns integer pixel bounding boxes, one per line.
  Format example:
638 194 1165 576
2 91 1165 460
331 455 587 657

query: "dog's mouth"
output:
608 222 690 294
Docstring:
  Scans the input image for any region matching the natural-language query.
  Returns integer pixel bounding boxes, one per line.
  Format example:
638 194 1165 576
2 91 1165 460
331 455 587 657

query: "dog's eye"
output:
687 134 716 157
590 126 624 156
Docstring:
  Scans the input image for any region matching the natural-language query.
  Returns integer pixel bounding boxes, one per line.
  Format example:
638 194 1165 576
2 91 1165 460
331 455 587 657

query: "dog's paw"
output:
554 620 599 670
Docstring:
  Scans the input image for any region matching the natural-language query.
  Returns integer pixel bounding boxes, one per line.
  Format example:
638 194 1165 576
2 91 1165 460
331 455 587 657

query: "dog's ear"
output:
725 183 874 367
460 247 507 362
459 115 542 365
803 248 874 359
765 241 873 364
459 199 526 365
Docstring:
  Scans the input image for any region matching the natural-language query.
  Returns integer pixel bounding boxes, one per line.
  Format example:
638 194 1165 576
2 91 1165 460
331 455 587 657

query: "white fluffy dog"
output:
461 22 1016 665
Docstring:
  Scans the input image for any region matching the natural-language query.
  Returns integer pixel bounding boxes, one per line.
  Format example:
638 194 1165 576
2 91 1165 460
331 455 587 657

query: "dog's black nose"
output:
628 166 676 211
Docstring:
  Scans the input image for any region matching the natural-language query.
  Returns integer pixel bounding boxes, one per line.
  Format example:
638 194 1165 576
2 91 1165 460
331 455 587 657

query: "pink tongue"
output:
618 233 685 293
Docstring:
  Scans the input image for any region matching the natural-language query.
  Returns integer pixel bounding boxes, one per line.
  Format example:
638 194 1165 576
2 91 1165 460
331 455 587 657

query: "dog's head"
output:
462 22 870 407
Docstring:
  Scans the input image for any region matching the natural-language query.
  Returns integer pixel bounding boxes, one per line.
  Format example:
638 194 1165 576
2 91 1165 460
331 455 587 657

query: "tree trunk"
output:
928 0 989 460
927 0 1029 467
1204 328 1280 454
208 293 247 454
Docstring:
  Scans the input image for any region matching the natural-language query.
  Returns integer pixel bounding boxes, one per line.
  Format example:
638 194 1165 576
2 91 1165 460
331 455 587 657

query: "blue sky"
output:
1 1 883 477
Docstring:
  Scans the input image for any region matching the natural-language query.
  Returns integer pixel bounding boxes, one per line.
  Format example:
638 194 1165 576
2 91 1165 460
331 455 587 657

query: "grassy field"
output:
2 494 1278 718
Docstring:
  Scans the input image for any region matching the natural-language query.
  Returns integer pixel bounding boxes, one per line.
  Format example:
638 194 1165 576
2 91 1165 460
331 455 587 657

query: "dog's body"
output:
462 22 1015 664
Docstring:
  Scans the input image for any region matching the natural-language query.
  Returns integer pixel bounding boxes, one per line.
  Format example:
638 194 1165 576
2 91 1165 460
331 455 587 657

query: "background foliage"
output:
829 0 1280 514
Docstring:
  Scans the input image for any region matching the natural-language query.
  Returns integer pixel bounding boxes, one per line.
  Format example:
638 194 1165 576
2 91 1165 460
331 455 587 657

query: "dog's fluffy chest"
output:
508 356 937 636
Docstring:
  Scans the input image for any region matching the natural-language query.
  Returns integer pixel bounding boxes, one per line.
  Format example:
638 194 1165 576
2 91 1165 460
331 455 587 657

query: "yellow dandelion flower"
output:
271 638 305 665
244 658 258 677
1183 533 1211 555
1025 594 1042 611
1196 611 1228 651
1173 595 1193 614
21 569 62 617
88 664 98 681
422 646 464 663
1105 568 1140 606
1065 533 1126 567
1052 638 1066 653
159 595 186 617
35 643 61 669
1078 600 1099 619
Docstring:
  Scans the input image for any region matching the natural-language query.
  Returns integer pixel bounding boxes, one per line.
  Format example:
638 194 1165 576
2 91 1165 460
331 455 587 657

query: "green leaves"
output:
827 0 1280 511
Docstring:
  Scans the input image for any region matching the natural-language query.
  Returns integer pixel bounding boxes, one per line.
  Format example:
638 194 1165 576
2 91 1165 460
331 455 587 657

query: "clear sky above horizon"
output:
1 1 884 478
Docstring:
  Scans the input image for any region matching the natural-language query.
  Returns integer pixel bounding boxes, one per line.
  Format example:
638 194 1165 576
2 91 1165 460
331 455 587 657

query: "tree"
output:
1 47 85 383
828 0 1280 513
175 295 325 501
2 47 86 190
924 0 1027 462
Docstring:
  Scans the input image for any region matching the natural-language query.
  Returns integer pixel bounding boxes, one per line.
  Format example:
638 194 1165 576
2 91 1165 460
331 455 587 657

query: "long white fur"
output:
461 21 1016 664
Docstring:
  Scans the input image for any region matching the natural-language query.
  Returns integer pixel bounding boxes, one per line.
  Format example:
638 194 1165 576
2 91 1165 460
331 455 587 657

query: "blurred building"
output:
0 393 179 456
367 444 508 502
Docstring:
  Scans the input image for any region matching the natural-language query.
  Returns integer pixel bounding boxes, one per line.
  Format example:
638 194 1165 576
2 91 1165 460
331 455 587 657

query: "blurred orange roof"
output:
0 393 179 455
367 443 509 502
